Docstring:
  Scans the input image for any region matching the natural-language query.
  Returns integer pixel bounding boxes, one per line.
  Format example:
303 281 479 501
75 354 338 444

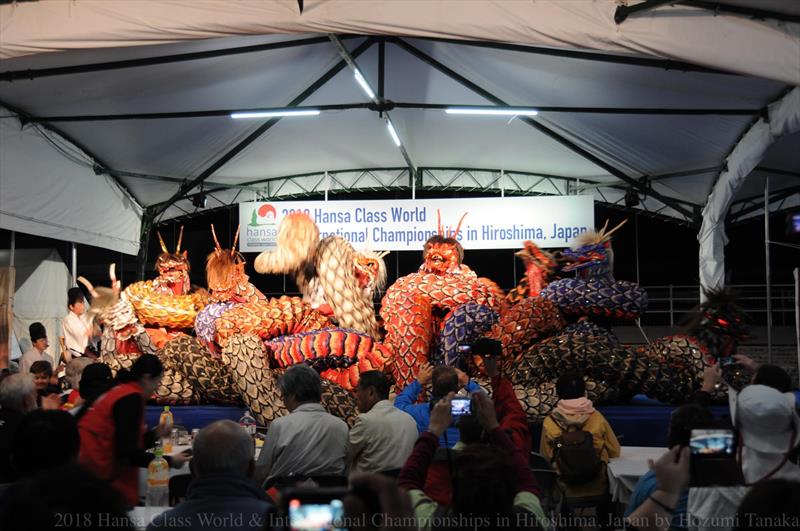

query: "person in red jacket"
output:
77 355 188 506
423 343 532 505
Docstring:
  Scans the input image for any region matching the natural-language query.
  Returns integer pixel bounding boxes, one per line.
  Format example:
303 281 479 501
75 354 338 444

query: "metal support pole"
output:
9 231 15 268
71 243 77 286
634 214 640 284
765 177 773 363
325 171 329 201
669 284 674 327
794 267 799 378
500 170 505 198
412 170 416 200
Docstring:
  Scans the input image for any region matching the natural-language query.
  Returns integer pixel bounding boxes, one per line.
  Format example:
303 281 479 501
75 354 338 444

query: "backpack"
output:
551 424 603 485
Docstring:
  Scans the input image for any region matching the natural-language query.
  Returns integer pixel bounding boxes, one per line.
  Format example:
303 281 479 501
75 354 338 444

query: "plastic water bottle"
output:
239 411 257 436
159 406 173 430
146 445 169 508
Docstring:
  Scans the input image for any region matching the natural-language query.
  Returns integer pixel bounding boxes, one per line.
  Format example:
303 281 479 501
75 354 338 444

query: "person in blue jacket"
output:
394 362 483 448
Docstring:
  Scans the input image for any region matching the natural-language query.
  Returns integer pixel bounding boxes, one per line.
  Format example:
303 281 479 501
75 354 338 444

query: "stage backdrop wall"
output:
238 196 594 252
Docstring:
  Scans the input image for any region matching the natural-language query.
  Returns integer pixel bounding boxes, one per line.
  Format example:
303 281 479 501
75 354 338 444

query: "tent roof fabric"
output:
0 1 798 253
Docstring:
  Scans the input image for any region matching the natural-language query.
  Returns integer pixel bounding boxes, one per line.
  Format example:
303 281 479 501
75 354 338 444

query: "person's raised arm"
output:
486 356 531 454
625 446 689 531
473 391 539 495
397 394 451 491
394 363 431 412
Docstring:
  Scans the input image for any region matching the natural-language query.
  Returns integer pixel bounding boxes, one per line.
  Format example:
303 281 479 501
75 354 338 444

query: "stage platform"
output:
146 395 730 449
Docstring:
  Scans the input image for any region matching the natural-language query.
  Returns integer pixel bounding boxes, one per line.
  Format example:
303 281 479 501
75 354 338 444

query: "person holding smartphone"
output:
398 392 545 531
394 362 483 449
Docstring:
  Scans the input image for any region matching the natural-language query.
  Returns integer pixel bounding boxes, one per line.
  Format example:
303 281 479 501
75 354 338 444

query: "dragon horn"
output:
211 224 222 251
437 209 443 237
230 224 241 256
450 212 468 239
77 276 98 298
156 231 168 254
603 219 628 240
109 263 121 294
176 225 184 253
376 250 390 259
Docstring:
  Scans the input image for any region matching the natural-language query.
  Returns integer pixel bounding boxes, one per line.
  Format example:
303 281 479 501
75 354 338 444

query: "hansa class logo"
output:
249 204 277 226
245 203 279 249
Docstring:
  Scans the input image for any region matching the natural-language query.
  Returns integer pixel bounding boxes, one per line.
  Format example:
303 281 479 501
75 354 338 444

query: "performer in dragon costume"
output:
123 228 208 346
380 212 503 387
253 212 386 338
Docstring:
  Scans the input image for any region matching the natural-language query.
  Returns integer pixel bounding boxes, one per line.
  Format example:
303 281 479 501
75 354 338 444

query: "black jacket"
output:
146 473 274 531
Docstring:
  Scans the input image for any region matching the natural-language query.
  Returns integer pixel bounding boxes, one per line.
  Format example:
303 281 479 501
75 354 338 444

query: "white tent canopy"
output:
0 0 798 291
0 249 70 363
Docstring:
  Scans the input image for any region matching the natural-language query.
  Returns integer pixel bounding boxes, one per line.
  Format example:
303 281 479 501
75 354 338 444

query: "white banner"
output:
238 196 594 252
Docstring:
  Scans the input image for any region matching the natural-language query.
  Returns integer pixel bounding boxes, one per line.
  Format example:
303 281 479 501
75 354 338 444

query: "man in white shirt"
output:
19 322 53 375
254 364 348 487
61 287 94 362
348 370 418 475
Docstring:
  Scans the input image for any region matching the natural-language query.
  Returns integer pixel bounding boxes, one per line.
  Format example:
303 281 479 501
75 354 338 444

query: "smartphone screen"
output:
450 397 472 417
690 429 736 456
288 497 345 531
689 429 743 487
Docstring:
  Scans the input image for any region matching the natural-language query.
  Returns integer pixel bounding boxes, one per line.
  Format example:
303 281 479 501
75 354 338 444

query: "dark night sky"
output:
1 194 797 327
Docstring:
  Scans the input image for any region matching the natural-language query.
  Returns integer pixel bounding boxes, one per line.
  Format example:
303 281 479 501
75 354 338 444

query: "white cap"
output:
733 385 800 454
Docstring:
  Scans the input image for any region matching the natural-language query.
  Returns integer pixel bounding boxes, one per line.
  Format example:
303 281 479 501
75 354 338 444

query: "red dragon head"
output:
154 227 190 296
206 224 248 296
354 250 389 294
421 211 468 275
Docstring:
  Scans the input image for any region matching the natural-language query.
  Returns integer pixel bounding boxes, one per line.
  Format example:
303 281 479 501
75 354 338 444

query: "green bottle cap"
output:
154 446 164 458
164 406 170 412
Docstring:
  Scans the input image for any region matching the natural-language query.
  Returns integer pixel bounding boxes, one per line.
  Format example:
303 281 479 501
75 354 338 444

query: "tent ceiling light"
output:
386 121 401 147
445 107 539 116
230 109 320 119
354 69 376 100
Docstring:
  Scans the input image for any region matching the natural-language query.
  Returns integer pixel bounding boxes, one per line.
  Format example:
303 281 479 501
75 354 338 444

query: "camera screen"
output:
457 345 472 353
450 398 472 416
288 498 346 531
690 429 735 456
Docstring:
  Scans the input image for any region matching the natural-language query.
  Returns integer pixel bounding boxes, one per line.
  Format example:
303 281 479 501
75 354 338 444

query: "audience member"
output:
254 364 348 487
626 403 714 529
62 357 94 411
19 322 52 375
540 371 620 498
398 392 544 531
423 354 532 505
11 409 80 478
344 473 416 531
78 354 188 506
348 370 418 475
688 381 800 531
61 286 95 362
395 361 483 448
625 446 691 531
72 362 114 419
0 462 133 531
0 373 37 483
30 360 56 392
733 479 800 531
147 420 273 531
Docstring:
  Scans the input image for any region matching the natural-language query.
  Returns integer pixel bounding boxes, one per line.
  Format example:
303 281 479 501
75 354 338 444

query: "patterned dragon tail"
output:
253 212 319 274
222 333 359 426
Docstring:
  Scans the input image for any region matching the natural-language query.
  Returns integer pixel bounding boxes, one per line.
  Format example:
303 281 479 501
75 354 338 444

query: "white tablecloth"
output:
607 446 667 504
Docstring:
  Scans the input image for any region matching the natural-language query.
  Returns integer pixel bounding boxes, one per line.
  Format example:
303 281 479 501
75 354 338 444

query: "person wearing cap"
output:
19 322 53 375
61 287 95 363
688 383 800 531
